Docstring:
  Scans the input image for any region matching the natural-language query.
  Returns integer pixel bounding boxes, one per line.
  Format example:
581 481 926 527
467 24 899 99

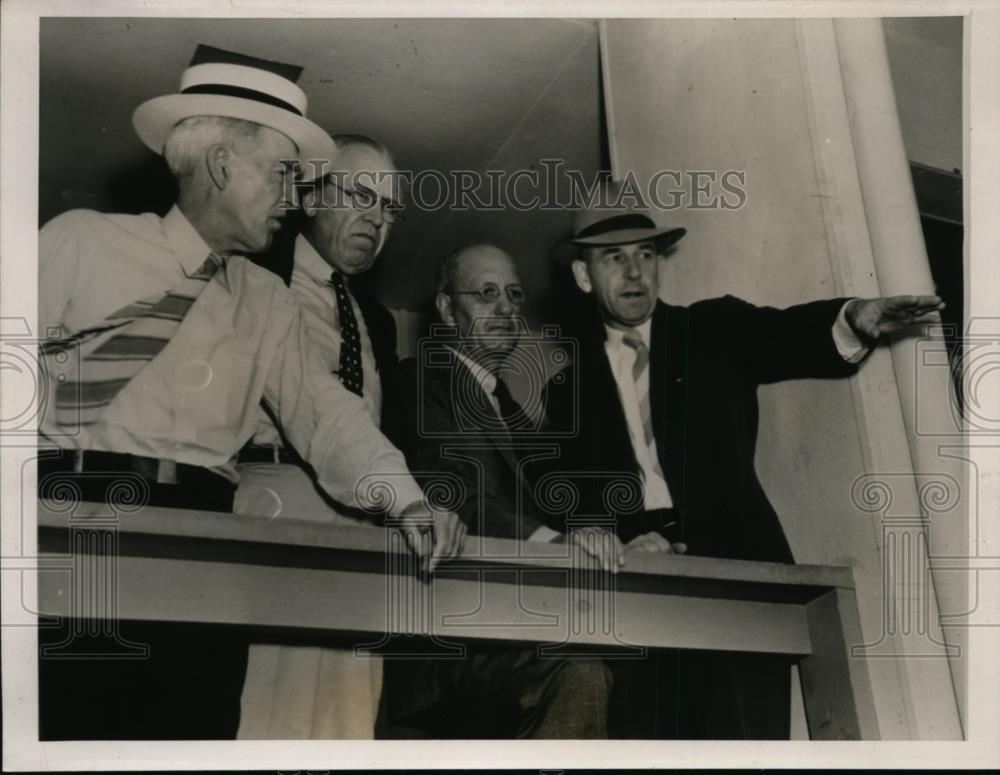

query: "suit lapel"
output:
586 336 640 479
649 301 689 511
451 356 524 478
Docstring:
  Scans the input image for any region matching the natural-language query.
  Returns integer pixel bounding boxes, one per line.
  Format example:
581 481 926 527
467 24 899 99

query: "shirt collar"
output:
294 234 336 283
449 346 497 397
605 317 653 349
164 205 217 276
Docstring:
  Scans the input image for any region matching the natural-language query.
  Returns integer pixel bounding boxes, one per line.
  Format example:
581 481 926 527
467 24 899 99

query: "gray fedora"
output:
557 179 686 262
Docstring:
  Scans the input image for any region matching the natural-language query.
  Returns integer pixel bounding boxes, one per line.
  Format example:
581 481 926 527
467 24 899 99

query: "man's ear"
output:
205 144 230 191
570 259 593 294
435 292 455 325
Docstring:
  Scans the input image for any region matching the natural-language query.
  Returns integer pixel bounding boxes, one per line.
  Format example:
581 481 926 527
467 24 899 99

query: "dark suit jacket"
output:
545 296 860 564
378 348 548 725
383 349 545 540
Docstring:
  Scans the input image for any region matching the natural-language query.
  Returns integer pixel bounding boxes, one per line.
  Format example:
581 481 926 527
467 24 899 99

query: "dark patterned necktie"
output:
330 272 363 397
491 377 525 433
48 252 225 428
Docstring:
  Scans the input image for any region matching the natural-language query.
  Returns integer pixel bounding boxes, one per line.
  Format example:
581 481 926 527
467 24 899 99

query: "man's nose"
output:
279 170 299 210
495 295 515 316
624 255 642 279
362 203 384 227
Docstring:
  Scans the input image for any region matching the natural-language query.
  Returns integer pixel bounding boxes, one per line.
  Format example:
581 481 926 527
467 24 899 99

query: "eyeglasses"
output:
326 180 406 223
450 283 526 305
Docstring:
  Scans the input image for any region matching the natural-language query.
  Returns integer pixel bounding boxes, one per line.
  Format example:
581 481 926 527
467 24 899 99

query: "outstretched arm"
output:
712 294 943 385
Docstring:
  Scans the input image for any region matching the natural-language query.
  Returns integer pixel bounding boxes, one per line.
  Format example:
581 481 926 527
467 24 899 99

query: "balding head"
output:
435 243 525 367
437 243 514 293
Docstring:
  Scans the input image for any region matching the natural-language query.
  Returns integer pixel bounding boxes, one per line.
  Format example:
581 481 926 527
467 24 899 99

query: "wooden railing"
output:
35 499 879 740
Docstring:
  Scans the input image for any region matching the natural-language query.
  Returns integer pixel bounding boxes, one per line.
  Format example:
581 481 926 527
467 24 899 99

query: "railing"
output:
35 498 879 740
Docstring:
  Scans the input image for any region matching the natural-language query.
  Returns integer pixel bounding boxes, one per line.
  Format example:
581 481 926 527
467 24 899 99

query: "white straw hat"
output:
133 44 335 181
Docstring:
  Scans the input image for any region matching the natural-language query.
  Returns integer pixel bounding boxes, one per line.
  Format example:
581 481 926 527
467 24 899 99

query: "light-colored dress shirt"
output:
38 206 424 515
450 347 560 543
604 320 673 511
452 348 501 416
247 234 381 446
604 303 868 512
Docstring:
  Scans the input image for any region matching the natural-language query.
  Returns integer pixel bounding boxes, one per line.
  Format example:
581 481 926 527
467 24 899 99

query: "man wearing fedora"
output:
545 181 943 738
235 134 407 739
37 45 464 740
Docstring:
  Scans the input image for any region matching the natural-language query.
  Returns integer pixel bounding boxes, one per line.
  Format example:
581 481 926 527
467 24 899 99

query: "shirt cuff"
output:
832 301 870 364
372 474 427 518
528 525 562 543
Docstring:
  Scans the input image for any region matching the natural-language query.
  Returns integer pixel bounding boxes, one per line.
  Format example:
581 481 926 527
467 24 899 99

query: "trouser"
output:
38 456 246 740
234 460 382 739
377 644 612 739
610 507 792 739
606 649 792 739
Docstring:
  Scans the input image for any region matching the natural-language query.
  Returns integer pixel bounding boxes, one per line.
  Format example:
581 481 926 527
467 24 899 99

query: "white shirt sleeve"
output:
264 305 425 517
38 211 85 334
832 300 871 364
528 525 562 543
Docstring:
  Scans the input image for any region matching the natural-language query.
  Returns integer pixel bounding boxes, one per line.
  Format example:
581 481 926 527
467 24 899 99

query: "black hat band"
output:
576 212 657 240
181 83 303 116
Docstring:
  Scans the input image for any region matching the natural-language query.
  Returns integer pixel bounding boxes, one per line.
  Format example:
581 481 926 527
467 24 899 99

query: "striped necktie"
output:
49 252 225 428
622 328 655 448
329 272 363 397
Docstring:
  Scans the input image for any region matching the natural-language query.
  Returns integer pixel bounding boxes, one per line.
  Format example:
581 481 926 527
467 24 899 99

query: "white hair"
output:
162 116 264 184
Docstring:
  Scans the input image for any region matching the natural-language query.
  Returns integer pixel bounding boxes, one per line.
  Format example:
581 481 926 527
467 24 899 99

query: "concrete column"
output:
834 18 966 735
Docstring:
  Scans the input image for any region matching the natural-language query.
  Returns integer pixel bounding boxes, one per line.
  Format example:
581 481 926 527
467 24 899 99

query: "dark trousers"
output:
606 649 792 739
38 458 246 740
377 645 611 739
610 508 792 739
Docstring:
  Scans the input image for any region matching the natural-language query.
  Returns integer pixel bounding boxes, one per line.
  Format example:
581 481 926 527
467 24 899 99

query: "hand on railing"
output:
398 498 467 576
559 527 627 574
626 531 688 555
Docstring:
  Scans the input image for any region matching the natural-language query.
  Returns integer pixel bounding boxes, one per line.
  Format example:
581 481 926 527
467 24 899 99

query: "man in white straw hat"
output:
546 179 944 739
37 44 464 740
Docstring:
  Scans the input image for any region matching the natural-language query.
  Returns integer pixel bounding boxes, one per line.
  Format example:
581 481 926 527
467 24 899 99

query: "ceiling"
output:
39 18 605 313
